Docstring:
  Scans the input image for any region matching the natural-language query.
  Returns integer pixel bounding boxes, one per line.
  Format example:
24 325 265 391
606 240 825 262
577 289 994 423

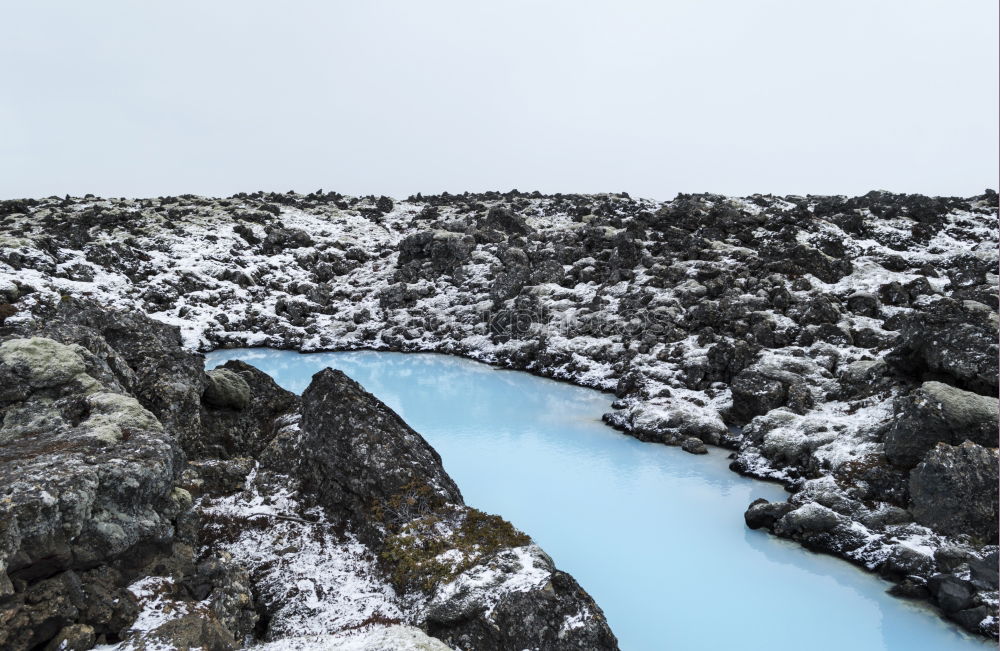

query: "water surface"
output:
205 349 987 651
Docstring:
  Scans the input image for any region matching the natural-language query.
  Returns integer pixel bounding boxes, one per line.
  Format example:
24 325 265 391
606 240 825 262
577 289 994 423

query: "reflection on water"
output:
206 349 989 651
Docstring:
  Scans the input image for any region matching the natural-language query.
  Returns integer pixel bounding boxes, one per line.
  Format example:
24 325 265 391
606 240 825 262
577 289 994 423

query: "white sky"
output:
1 1 997 200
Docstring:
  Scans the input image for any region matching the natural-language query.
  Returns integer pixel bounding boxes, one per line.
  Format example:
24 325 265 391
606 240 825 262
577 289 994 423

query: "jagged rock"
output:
20 298 208 456
180 457 255 496
43 624 95 651
909 442 998 542
927 574 976 613
730 364 803 422
837 359 890 399
846 292 879 317
681 436 707 454
296 368 462 534
261 227 314 254
484 205 531 235
199 360 298 459
887 297 999 395
969 552 999 590
884 381 999 468
879 544 935 581
396 230 475 279
426 545 617 651
0 337 184 578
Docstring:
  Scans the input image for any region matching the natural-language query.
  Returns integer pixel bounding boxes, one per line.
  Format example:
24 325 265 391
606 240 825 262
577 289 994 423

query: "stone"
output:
730 364 801 421
681 436 707 454
484 204 531 235
296 368 463 535
199 360 297 459
926 574 976 613
884 381 998 468
909 442 998 542
202 368 251 410
887 297 998 396
744 498 794 530
43 624 95 651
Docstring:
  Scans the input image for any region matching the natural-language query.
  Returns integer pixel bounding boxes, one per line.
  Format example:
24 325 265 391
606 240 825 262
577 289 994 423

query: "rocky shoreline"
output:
1 189 998 641
0 299 616 649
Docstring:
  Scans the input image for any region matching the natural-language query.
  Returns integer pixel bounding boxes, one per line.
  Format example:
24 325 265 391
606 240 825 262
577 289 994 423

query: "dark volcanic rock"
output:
744 498 794 530
20 298 208 457
261 226 314 254
202 367 251 410
297 368 463 534
484 204 531 235
730 364 801 422
199 360 298 459
2 189 997 640
293 367 618 649
909 442 999 542
884 381 999 469
428 552 618 651
396 230 475 280
887 298 999 396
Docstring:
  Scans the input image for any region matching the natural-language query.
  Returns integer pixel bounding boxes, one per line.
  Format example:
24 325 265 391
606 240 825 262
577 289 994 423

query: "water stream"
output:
205 349 988 651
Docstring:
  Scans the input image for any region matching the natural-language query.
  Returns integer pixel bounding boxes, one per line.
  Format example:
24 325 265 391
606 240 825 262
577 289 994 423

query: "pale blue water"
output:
205 349 989 651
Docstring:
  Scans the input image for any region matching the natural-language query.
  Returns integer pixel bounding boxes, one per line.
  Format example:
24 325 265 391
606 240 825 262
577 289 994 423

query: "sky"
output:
1 1 997 200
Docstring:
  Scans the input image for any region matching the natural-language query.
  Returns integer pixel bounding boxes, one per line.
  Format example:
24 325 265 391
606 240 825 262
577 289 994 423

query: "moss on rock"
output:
0 337 87 389
202 368 251 410
382 506 531 592
81 391 163 443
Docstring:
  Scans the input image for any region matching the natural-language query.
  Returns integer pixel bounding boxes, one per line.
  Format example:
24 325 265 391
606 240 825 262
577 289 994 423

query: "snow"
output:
199 469 406 639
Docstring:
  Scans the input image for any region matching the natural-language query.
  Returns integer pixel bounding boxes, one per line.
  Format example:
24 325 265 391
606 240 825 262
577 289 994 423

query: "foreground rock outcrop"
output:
0 188 997 638
0 300 617 650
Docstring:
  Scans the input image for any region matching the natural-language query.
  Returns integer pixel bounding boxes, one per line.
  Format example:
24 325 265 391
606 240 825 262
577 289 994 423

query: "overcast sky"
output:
2 1 997 200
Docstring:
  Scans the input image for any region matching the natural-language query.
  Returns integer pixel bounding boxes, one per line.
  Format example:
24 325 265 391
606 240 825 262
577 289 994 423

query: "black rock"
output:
744 498 794 530
927 574 976 613
887 298 999 396
884 382 999 469
296 368 463 534
909 442 999 542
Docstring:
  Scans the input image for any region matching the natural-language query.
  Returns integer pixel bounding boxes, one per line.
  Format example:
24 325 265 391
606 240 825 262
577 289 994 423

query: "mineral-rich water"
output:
206 349 989 651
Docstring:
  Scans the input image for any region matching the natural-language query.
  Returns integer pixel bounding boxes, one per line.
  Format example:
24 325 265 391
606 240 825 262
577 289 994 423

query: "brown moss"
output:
370 479 446 526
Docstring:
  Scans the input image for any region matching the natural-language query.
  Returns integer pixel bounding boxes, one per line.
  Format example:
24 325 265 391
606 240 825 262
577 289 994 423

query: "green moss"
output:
381 506 530 593
82 391 163 443
0 337 88 388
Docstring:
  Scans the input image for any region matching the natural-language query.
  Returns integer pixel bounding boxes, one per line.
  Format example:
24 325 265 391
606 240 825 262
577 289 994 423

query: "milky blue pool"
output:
205 349 988 651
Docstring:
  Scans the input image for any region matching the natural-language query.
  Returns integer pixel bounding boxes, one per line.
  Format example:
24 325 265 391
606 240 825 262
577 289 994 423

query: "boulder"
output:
887 297 998 396
927 574 976 613
202 368 251 410
261 227 314 254
426 545 617 651
909 442 998 542
484 205 531 235
837 359 890 399
846 292 879 317
681 436 707 454
396 230 475 280
744 498 794 530
199 360 298 459
730 364 803 422
884 381 998 468
296 368 463 534
22 298 208 457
